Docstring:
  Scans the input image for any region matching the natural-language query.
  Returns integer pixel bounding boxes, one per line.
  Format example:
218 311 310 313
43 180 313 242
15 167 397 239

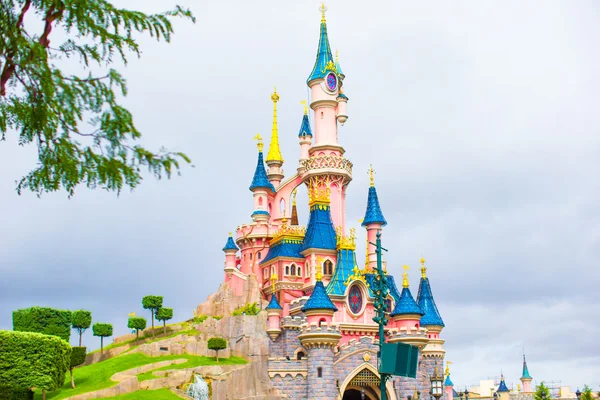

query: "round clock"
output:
348 285 363 315
326 72 337 91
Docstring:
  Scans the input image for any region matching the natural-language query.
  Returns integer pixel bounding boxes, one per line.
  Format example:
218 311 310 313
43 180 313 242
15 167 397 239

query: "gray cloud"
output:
1 0 599 392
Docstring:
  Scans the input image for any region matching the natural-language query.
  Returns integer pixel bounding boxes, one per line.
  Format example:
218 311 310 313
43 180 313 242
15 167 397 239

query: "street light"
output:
464 388 469 400
430 366 444 400
576 389 581 400
493 392 498 400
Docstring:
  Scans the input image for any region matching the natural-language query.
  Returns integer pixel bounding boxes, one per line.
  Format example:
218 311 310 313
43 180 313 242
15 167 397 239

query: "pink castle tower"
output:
520 353 533 393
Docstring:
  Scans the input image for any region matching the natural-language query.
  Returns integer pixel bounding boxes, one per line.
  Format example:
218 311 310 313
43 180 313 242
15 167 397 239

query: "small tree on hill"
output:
128 317 147 343
69 347 86 389
207 337 227 362
142 295 163 338
535 382 551 400
72 310 92 347
581 386 593 400
92 323 113 353
156 308 173 337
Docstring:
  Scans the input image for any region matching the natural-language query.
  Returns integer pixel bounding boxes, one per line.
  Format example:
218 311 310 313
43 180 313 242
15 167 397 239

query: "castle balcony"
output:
387 326 429 349
300 154 353 187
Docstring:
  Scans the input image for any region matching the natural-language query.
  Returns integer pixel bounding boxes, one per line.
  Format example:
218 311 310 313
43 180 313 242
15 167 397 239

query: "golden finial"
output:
364 235 369 269
308 177 331 206
319 2 327 22
281 217 288 226
368 164 375 187
446 361 452 376
420 257 427 279
228 232 232 237
253 133 264 152
292 189 297 206
270 273 278 292
315 258 323 281
300 100 308 115
336 49 339 62
402 265 410 288
266 88 283 162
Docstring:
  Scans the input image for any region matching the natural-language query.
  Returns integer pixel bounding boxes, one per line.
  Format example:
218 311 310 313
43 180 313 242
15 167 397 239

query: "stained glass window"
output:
326 73 337 91
348 285 363 314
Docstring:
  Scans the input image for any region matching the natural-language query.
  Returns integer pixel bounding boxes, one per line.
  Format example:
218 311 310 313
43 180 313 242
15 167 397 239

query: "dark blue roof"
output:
260 240 303 265
390 287 424 317
249 151 275 192
298 114 313 138
299 204 337 252
416 277 445 327
307 20 334 83
265 294 283 310
302 280 337 312
326 248 356 296
361 186 387 227
222 235 238 252
445 374 454 387
497 377 510 393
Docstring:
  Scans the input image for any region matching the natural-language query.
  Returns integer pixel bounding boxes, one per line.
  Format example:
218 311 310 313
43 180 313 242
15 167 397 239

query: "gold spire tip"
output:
300 100 308 115
319 2 327 22
228 232 232 237
271 86 279 102
368 164 375 187
292 189 297 205
402 265 410 288
420 257 427 278
336 49 339 61
253 133 264 152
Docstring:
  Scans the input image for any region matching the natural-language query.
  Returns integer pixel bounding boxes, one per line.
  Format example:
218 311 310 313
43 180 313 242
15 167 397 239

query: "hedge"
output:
0 330 70 392
13 307 72 342
0 385 33 400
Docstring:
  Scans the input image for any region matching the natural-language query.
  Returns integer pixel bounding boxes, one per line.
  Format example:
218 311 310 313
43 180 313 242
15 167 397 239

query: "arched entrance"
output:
339 364 397 400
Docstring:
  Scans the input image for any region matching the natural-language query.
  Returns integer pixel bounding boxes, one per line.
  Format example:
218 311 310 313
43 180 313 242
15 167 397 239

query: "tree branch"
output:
0 0 32 96
39 2 65 48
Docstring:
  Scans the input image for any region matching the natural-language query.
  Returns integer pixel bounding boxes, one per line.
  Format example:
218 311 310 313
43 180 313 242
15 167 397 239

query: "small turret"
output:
297 101 313 165
497 374 510 400
266 88 284 186
222 233 239 278
445 362 455 400
520 353 533 393
362 165 387 269
265 275 283 341
301 262 338 324
249 134 275 223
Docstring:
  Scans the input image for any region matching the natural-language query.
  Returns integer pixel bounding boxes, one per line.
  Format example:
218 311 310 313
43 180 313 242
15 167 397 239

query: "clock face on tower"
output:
326 72 337 91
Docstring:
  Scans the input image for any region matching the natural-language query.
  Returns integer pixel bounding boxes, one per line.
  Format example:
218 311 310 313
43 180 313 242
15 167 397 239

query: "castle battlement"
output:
281 316 306 330
301 321 341 334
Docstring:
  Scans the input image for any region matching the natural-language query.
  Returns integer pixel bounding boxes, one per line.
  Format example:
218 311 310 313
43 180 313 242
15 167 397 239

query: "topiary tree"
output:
92 323 112 353
0 0 194 197
127 317 147 343
69 347 86 389
207 337 227 362
142 295 163 338
0 330 71 400
71 310 92 347
581 386 593 400
534 382 551 400
156 308 173 337
12 307 72 341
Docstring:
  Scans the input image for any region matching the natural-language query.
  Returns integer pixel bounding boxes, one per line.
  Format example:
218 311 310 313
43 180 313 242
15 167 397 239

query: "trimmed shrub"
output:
0 385 33 400
12 307 72 341
156 308 173 337
92 323 113 353
207 337 227 362
142 295 163 338
71 310 92 347
232 302 260 316
0 330 70 394
127 317 147 342
69 347 87 389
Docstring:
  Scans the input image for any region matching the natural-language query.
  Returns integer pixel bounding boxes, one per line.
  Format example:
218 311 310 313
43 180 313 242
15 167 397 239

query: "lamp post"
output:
430 366 444 400
493 392 498 400
371 231 390 400
464 388 469 400
576 389 581 400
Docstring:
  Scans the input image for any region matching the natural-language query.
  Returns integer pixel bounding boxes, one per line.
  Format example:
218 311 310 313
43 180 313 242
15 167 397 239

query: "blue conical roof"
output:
222 235 238 252
302 280 337 312
307 19 334 83
298 114 313 138
335 55 344 78
445 374 454 387
390 287 424 317
361 186 387 227
326 248 357 296
416 277 445 327
299 204 337 252
265 294 283 310
497 376 510 393
521 355 532 379
249 150 275 192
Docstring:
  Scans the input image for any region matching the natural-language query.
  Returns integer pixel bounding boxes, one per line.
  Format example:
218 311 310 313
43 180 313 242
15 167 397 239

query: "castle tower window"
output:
323 260 333 275
257 252 261 260
285 265 290 275
317 367 323 378
250 253 253 260
291 264 297 275
258 197 263 206
297 351 305 360
297 266 302 277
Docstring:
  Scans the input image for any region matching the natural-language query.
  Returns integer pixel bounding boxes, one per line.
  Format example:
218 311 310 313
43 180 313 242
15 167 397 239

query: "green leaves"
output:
12 307 72 342
70 346 87 369
127 317 146 331
72 310 92 330
0 0 195 196
207 337 227 351
156 308 173 322
92 322 112 337
142 295 163 311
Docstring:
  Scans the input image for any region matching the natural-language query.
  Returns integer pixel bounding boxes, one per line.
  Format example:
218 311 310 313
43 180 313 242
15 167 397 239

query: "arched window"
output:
280 199 285 214
297 266 302 277
285 265 290 275
291 264 296 276
257 252 261 260
297 351 305 360
258 197 263 206
318 318 326 327
250 253 253 260
271 266 276 275
264 268 268 277
323 260 333 275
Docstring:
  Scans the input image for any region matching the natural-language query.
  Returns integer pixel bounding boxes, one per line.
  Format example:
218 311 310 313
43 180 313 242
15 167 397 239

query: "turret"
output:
444 362 455 400
361 165 387 270
265 275 283 341
266 88 284 186
497 374 510 400
334 50 348 125
249 134 275 223
222 233 239 270
301 264 338 325
388 266 428 348
417 258 446 359
520 354 533 393
297 101 313 165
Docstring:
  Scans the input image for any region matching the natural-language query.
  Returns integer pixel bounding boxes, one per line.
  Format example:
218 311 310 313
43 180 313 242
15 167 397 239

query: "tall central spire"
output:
266 87 283 163
307 3 334 83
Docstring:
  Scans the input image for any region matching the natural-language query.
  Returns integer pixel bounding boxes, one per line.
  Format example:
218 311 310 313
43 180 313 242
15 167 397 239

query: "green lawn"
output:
34 353 245 400
137 356 246 381
102 388 182 399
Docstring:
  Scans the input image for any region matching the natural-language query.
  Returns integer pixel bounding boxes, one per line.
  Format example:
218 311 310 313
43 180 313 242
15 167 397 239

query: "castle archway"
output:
339 363 397 400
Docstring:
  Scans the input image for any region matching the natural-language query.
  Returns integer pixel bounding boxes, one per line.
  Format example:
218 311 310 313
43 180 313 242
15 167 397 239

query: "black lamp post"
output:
493 392 498 400
464 388 469 400
430 366 444 400
576 389 581 400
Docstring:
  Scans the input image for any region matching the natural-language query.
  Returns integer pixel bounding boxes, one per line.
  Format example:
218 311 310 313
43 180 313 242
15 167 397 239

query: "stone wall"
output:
269 374 308 399
307 346 337 400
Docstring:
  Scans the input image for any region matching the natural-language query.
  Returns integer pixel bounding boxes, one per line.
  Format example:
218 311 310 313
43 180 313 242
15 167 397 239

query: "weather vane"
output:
319 2 327 21
300 99 308 115
368 164 375 187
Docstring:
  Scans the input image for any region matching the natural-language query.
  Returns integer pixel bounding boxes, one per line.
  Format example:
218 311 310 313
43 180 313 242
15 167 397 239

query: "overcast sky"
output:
1 0 598 393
